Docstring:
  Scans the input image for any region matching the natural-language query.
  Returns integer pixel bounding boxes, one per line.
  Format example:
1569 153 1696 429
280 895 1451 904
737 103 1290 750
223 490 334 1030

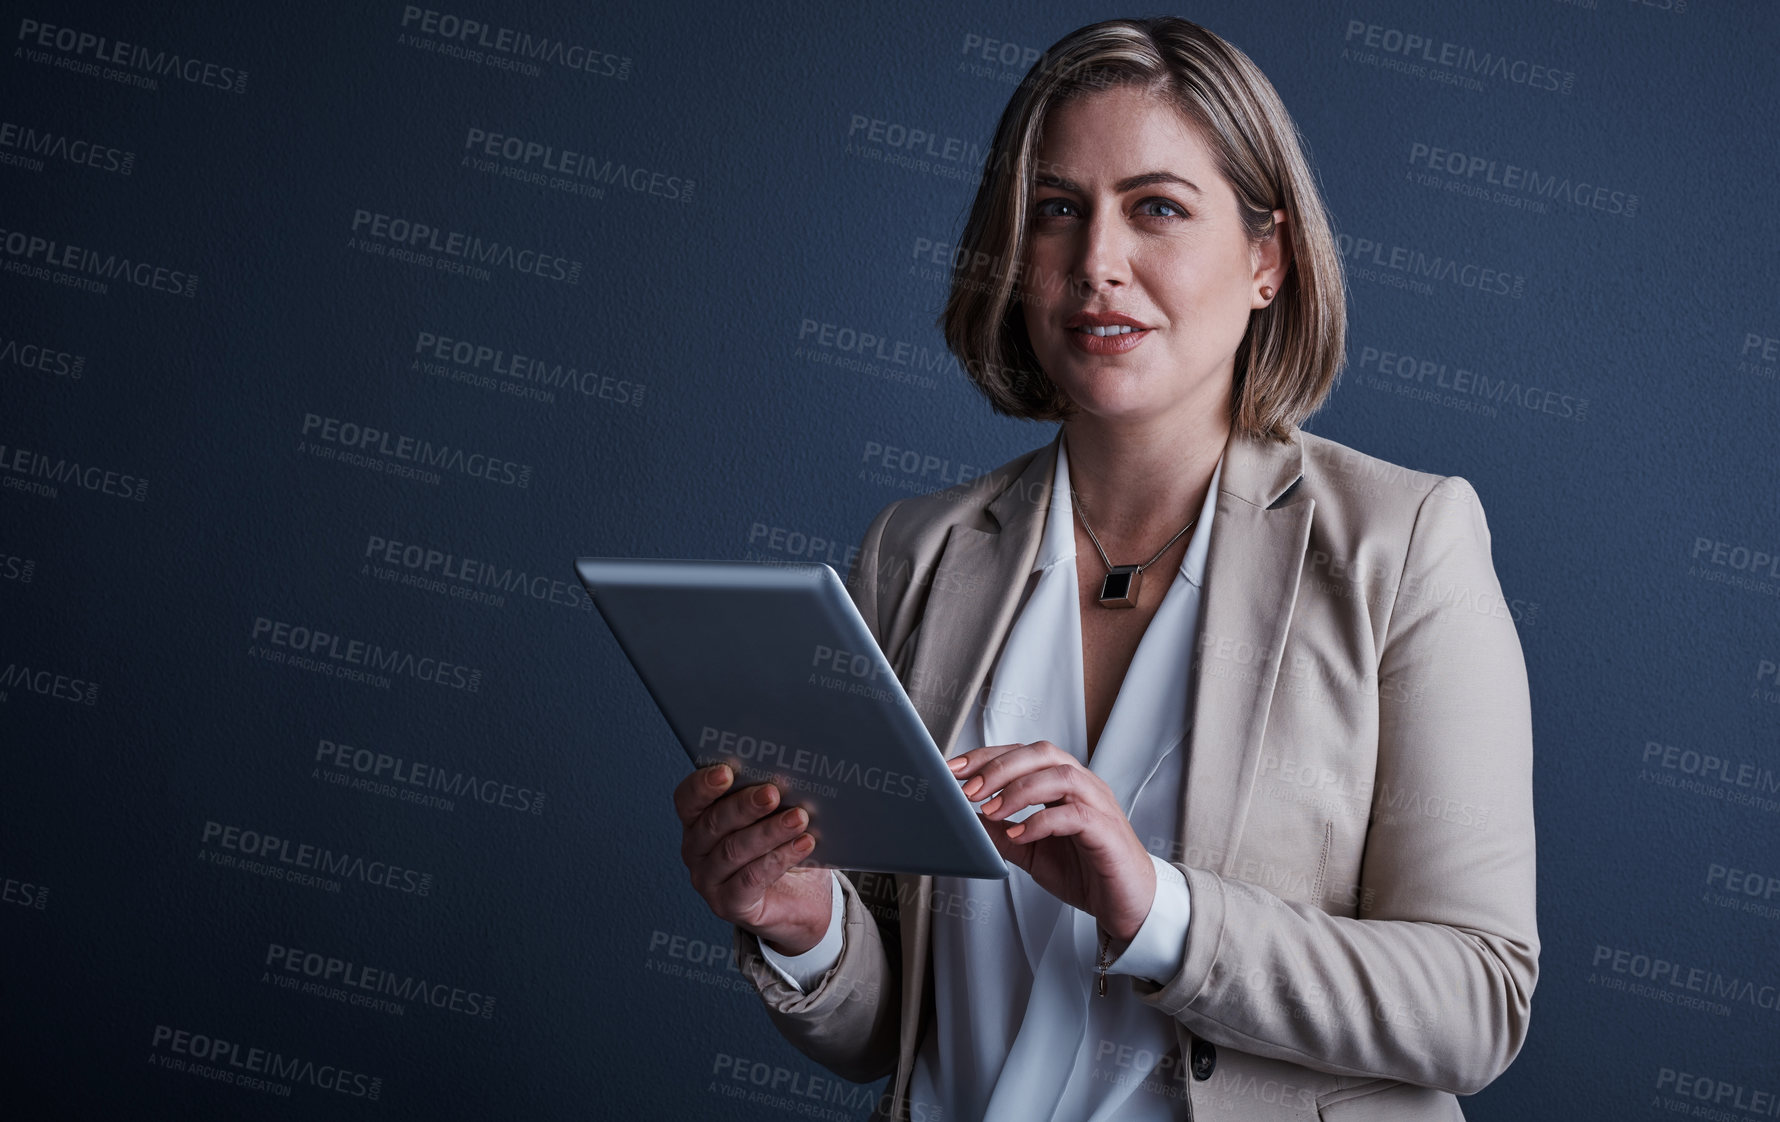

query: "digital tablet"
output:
575 557 1007 879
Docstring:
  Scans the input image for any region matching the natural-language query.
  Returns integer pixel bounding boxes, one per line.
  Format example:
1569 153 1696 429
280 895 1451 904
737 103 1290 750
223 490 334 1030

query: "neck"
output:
1061 408 1230 547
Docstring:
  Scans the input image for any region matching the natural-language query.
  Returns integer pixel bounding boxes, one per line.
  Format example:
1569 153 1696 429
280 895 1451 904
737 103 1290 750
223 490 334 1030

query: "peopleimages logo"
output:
2 874 48 910
0 225 197 297
16 19 249 93
300 413 531 489
1335 233 1524 299
364 533 591 613
1353 344 1588 422
412 330 646 406
201 820 435 896
398 7 631 79
315 735 547 815
0 121 135 175
250 615 484 693
0 658 98 705
149 1024 381 1100
1406 142 1639 218
0 548 35 583
1342 20 1574 94
462 127 694 202
1654 1069 1777 1119
0 439 148 501
264 941 496 1019
349 209 582 285
0 332 85 379
1591 943 1780 1015
699 725 929 802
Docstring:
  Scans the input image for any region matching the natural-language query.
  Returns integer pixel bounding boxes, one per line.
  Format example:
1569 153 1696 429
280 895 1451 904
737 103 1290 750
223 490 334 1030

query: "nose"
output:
1070 207 1129 297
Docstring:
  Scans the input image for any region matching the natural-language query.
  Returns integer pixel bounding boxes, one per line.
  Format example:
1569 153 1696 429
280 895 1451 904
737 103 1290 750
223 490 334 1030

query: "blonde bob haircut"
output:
940 16 1346 442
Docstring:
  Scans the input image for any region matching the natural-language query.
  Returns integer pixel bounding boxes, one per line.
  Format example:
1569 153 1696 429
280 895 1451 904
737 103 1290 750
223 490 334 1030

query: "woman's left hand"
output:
950 741 1156 942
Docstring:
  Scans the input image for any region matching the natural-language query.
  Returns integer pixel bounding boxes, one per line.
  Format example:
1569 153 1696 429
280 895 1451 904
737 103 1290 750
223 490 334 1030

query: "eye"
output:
1032 196 1077 220
1137 197 1186 219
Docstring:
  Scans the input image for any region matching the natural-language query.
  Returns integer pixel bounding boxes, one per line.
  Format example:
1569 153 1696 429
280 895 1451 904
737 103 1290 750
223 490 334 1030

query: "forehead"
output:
1033 85 1214 183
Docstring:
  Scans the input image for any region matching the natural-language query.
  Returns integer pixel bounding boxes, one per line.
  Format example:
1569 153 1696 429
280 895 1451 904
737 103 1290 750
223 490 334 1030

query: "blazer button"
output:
1190 1038 1217 1081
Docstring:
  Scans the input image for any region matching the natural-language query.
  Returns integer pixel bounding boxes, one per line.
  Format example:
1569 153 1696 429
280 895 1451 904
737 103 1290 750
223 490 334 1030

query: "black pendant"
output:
1097 565 1142 609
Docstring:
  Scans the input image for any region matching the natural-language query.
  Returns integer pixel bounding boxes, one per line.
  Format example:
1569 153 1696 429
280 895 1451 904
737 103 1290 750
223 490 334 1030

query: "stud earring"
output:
1259 285 1275 301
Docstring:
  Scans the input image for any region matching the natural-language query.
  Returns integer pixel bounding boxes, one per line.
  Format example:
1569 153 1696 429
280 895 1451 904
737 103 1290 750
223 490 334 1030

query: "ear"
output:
1251 208 1292 309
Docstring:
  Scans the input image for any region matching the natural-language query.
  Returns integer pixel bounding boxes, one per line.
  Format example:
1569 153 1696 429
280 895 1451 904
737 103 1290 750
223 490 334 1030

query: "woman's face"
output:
1019 84 1286 429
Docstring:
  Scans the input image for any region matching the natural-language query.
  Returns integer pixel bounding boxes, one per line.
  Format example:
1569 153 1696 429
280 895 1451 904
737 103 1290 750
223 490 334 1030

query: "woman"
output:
672 16 1536 1121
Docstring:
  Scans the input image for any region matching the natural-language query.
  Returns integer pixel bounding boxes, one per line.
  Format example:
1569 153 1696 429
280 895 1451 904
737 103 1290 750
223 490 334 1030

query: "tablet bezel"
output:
576 556 1007 880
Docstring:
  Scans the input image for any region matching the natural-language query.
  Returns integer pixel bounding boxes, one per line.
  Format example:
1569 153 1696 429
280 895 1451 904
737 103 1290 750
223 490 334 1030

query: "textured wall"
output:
3 0 1777 1117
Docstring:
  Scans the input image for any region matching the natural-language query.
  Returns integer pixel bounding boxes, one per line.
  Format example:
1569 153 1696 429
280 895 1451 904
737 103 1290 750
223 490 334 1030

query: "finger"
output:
713 830 819 915
979 766 1088 821
979 816 1034 874
1004 802 1100 845
952 741 1044 798
684 781 784 860
964 741 1078 802
701 804 812 887
947 742 1024 781
672 762 736 827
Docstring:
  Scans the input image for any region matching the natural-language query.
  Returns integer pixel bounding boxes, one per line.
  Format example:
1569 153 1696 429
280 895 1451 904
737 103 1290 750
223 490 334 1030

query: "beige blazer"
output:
732 424 1538 1121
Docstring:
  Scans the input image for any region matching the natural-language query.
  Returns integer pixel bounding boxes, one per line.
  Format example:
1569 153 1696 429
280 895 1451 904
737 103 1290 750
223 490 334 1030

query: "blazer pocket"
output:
1316 1079 1465 1121
891 620 923 682
1310 819 1333 906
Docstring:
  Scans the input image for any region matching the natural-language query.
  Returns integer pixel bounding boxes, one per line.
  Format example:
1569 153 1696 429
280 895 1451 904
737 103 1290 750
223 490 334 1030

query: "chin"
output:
1056 386 1167 422
1048 366 1164 411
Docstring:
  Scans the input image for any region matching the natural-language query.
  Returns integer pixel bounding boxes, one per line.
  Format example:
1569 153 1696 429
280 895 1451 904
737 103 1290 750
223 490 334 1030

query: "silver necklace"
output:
1068 487 1197 609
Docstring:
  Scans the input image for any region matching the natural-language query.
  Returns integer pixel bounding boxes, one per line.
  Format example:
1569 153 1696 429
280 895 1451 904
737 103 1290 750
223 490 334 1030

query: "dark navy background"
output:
3 0 1777 1117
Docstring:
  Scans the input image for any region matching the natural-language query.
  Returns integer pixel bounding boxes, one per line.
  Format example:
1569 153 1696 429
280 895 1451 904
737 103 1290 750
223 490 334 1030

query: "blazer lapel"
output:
900 432 1057 761
1181 429 1312 873
890 431 1055 1113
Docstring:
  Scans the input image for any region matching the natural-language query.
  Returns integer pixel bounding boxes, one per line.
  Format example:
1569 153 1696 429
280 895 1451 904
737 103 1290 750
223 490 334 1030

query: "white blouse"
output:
760 435 1222 1121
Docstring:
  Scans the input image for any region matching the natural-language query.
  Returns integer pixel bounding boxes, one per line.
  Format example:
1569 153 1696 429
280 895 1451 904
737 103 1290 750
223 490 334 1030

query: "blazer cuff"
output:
1128 862 1227 1012
757 870 845 992
1108 854 1192 982
732 868 888 1026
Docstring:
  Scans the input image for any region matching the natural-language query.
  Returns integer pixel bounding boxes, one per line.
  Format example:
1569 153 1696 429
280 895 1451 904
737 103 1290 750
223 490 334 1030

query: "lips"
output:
1064 310 1149 328
1062 311 1152 355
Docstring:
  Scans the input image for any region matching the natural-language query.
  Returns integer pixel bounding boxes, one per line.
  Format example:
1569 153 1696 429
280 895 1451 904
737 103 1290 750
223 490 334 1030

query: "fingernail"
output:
793 835 815 854
1006 823 1025 839
708 766 731 787
962 777 983 798
948 756 967 771
753 786 776 807
981 796 1002 817
784 809 806 829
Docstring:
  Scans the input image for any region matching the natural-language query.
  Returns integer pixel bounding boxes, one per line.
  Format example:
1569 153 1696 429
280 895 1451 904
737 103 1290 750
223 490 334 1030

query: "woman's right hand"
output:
672 763 835 955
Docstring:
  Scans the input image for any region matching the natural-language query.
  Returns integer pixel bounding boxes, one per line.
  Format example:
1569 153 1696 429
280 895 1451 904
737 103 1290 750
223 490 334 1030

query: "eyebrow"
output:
1033 170 1203 196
